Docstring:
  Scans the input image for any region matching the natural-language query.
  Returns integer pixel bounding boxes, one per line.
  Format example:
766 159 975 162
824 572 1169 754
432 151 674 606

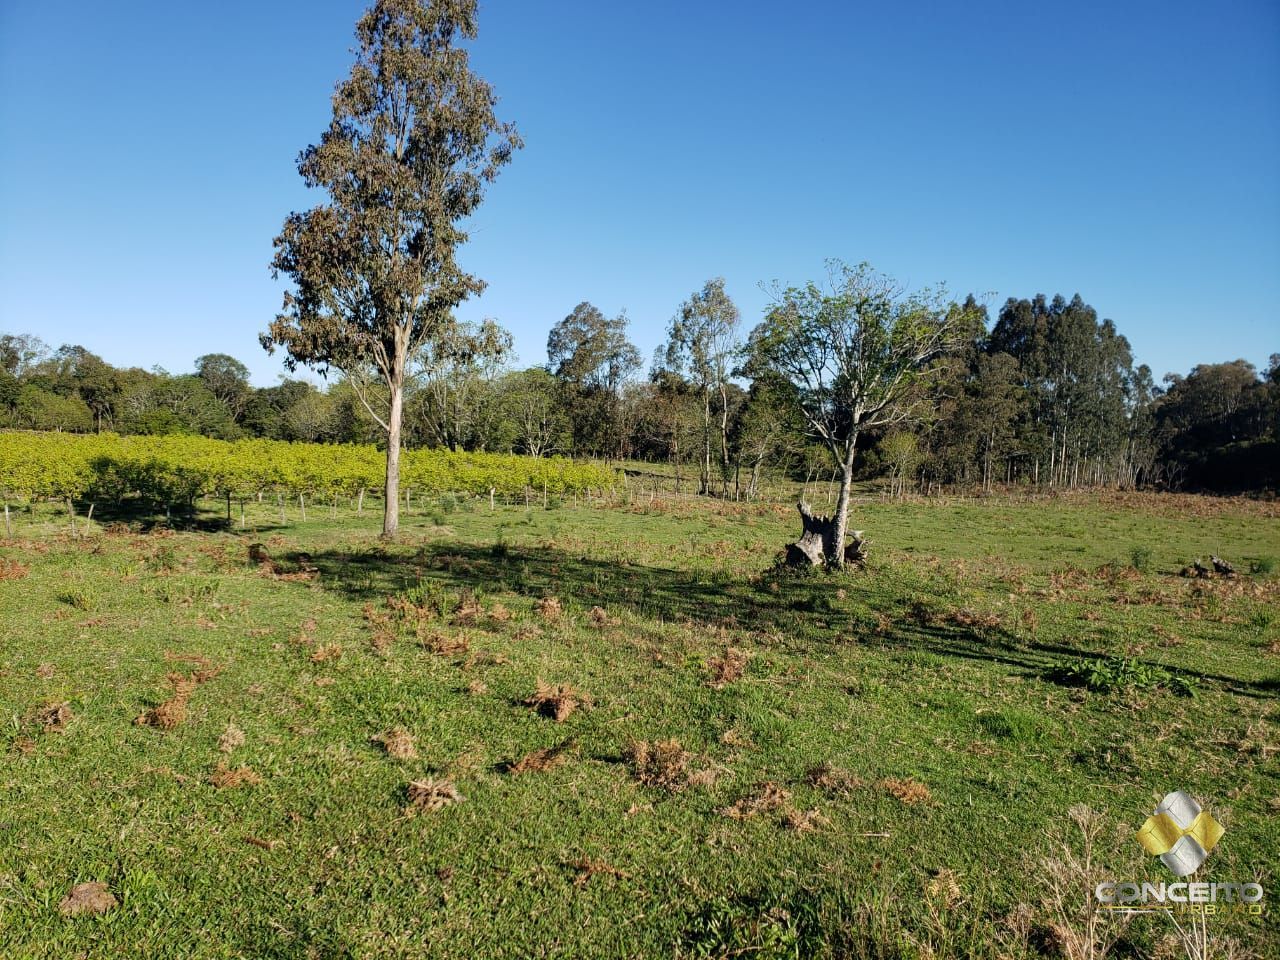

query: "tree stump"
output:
785 502 868 568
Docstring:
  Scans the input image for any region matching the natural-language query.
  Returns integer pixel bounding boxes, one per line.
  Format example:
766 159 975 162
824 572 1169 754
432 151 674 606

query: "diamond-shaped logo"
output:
1135 791 1224 877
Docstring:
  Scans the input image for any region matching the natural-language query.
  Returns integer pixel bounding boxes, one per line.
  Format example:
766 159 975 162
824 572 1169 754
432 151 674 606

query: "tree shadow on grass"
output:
283 542 1277 700
79 497 291 535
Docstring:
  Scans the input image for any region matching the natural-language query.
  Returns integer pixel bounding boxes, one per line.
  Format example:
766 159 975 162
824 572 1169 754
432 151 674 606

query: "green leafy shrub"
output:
1053 656 1197 697
1128 545 1153 573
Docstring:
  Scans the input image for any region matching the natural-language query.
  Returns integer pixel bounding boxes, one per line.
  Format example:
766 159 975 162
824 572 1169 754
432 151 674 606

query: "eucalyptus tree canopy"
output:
262 0 520 537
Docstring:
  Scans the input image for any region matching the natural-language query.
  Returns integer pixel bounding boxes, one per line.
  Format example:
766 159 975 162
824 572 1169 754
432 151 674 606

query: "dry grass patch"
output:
451 591 485 626
781 807 831 832
720 781 792 820
36 701 73 733
58 881 117 916
570 857 629 886
217 722 246 754
207 762 262 789
805 762 865 796
878 776 933 805
524 679 591 722
534 596 563 620
405 777 463 815
0 558 31 580
362 604 396 654
507 736 576 775
310 643 342 663
135 667 219 730
925 868 965 909
626 738 692 790
373 726 418 760
418 629 470 656
946 607 1003 630
705 647 750 688
589 605 618 627
243 836 283 852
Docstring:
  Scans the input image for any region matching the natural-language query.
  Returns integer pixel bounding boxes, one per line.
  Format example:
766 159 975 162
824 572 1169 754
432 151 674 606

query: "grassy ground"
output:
1 491 1278 958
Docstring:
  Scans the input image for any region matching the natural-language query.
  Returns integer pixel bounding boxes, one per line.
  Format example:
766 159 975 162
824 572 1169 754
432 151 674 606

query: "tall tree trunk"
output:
383 378 403 539
701 388 711 496
718 382 731 499
829 447 856 567
672 428 680 494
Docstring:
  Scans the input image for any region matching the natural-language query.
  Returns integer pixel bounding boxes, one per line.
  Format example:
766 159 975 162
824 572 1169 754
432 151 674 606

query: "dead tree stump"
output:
785 502 868 568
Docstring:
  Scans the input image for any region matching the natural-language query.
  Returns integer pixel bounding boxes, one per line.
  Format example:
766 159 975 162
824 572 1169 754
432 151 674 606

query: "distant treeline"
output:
2 296 1276 495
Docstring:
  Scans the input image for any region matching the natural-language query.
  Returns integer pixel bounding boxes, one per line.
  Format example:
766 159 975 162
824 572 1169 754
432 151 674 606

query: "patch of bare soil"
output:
373 726 418 760
36 701 73 733
506 737 576 775
523 680 590 722
58 882 117 916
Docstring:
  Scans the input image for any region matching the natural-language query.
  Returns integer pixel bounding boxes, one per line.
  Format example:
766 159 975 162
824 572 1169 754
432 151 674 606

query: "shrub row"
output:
0 431 619 505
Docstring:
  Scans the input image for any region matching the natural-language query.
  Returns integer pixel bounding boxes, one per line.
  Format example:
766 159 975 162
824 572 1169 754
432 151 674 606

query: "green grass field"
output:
2 491 1278 958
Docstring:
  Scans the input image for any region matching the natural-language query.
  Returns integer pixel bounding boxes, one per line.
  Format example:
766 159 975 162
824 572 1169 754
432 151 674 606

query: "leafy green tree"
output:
989 294 1136 487
1154 359 1275 488
0 334 48 376
413 317 511 450
263 0 520 537
729 372 802 501
748 261 976 565
495 367 571 457
641 368 702 492
546 302 640 457
118 375 238 438
242 380 315 440
657 278 742 496
547 302 640 392
195 354 252 422
283 387 338 442
12 385 94 432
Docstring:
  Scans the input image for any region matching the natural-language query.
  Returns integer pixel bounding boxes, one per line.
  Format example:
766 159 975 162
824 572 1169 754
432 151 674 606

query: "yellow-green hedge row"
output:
0 431 619 503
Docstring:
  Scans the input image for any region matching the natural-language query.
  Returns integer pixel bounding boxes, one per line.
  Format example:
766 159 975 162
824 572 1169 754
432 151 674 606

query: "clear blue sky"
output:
1 0 1277 387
